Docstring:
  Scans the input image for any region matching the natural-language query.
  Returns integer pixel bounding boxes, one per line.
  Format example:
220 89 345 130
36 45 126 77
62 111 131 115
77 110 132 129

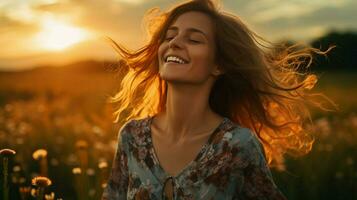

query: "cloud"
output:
251 1 357 41
0 11 41 60
250 3 316 23
113 0 145 5
243 0 353 22
221 0 357 42
0 13 39 32
30 0 159 48
32 2 76 13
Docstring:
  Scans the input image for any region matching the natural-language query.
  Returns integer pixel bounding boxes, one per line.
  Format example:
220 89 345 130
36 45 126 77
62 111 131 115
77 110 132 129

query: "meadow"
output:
0 62 356 200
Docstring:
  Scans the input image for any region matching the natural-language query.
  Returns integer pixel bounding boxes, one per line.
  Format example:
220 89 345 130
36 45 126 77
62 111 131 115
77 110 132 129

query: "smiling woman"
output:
102 0 337 199
33 17 90 51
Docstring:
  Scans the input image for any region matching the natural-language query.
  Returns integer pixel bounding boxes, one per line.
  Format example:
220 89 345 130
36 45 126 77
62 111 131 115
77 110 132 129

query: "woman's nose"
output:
168 36 184 49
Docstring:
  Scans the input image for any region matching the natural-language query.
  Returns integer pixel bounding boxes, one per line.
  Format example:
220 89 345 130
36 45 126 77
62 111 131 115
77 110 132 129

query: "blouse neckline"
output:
146 115 230 179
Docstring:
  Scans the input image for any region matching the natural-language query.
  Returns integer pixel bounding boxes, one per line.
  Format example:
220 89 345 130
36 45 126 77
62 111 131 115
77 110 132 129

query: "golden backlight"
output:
34 17 90 51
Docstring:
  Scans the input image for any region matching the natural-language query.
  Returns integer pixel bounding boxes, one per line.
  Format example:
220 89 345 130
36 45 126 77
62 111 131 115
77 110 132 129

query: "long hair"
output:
107 0 339 170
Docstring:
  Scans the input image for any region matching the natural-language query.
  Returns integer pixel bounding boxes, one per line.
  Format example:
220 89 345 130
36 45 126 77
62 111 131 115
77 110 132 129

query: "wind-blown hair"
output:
108 0 339 170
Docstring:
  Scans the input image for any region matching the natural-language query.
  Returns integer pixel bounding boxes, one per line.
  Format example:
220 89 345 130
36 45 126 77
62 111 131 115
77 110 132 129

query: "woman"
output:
102 0 337 199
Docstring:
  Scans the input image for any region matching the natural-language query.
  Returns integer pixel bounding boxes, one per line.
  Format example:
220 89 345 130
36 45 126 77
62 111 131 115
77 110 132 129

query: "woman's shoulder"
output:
225 122 263 153
226 122 267 162
224 120 256 143
119 117 148 132
116 116 152 144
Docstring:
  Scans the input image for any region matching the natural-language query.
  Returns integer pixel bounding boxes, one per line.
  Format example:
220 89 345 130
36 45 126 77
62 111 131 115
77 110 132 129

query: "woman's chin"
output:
159 74 185 82
159 68 188 79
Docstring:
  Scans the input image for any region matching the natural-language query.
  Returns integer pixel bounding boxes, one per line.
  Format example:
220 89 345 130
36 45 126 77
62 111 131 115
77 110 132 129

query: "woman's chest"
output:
150 129 212 177
126 133 244 200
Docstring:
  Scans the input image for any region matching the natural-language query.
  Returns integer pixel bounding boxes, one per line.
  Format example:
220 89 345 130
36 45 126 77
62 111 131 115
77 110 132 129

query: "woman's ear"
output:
212 65 225 76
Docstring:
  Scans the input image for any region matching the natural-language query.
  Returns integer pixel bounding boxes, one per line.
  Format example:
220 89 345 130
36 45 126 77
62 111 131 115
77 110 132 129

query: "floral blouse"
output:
102 116 287 200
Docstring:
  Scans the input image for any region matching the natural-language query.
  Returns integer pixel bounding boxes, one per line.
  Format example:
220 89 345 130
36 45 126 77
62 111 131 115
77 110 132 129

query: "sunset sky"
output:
0 0 356 71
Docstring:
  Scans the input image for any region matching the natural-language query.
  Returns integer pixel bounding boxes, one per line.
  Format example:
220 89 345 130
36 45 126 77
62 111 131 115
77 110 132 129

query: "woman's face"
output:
158 11 221 84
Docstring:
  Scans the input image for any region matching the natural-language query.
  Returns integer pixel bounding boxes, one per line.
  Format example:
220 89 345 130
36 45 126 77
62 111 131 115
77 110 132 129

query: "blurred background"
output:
0 0 356 199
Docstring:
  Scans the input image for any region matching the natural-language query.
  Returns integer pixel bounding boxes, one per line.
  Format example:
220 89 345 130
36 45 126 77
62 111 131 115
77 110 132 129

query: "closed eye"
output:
165 37 200 43
189 39 201 43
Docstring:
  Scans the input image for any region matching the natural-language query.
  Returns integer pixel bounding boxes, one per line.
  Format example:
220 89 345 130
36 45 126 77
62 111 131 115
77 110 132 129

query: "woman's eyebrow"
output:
167 26 208 38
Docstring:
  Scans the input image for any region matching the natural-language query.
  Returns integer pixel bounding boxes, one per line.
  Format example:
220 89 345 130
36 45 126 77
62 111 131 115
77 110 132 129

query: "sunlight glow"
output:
114 0 144 5
34 17 90 51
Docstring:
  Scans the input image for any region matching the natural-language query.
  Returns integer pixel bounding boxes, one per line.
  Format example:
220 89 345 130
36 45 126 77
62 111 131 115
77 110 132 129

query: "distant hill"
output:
310 31 357 71
0 60 121 75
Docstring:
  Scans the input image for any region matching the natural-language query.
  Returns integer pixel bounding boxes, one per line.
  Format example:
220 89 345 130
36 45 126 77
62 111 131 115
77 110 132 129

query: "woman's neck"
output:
153 82 223 143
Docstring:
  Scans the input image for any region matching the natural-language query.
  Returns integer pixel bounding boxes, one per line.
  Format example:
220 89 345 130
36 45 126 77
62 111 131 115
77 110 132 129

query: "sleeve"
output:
234 131 288 200
101 124 130 200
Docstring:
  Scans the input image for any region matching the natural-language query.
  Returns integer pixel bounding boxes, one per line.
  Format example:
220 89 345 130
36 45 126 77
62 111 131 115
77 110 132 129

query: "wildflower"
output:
73 166 89 200
32 149 48 160
0 149 16 156
95 142 105 150
98 160 108 169
31 188 37 197
67 153 78 165
32 149 48 176
32 176 52 200
86 168 95 176
13 165 21 172
19 186 31 200
32 176 52 187
315 117 331 137
19 177 26 184
1 148 16 200
76 140 89 168
75 140 88 150
92 125 104 136
45 192 55 200
72 167 82 175
19 187 30 193
12 176 18 184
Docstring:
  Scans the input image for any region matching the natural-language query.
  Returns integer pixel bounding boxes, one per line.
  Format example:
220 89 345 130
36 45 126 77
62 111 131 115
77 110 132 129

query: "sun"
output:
34 17 90 51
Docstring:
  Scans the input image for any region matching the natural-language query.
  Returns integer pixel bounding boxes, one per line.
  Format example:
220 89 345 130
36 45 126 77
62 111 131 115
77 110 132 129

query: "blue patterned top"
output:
102 115 287 200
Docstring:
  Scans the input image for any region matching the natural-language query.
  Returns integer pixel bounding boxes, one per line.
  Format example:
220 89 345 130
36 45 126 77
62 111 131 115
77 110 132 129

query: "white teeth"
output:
165 56 187 64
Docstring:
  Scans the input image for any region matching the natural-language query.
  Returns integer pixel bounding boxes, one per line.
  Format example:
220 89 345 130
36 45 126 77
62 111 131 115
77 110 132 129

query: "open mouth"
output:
164 55 189 64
